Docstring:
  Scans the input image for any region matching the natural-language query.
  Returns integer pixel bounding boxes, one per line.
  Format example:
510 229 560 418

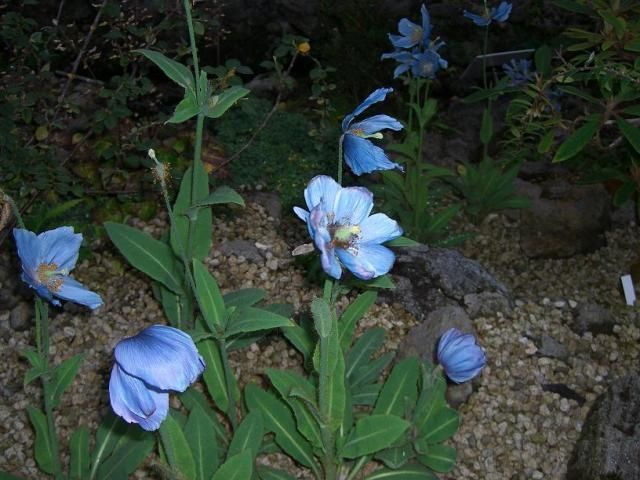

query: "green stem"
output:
4 193 26 229
37 300 64 480
345 456 368 480
407 73 415 132
482 26 491 160
218 338 238 429
183 0 200 82
337 135 344 186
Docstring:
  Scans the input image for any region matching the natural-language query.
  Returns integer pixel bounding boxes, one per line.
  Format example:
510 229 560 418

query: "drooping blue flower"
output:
502 58 535 86
13 227 103 309
109 325 205 431
341 88 403 175
388 4 432 49
463 1 512 26
381 50 417 79
294 175 403 280
437 328 486 383
411 46 448 79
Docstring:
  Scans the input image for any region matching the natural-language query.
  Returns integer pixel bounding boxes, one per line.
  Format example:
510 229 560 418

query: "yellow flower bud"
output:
297 42 311 55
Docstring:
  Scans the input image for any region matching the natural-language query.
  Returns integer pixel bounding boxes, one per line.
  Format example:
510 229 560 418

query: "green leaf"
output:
198 339 233 413
171 163 212 262
365 464 437 479
179 389 228 445
537 129 555 154
375 444 414 469
283 322 315 363
557 85 599 104
193 186 245 208
193 260 226 332
227 411 264 460
413 371 447 435
311 297 333 338
0 471 24 479
96 429 154 479
49 354 83 408
69 426 90 480
104 222 183 293
223 288 266 308
91 412 126 474
244 384 319 473
319 336 346 432
340 415 410 459
211 450 253 480
552 0 592 15
552 117 600 163
134 49 194 90
480 107 493 145
616 118 640 154
27 407 53 474
384 236 421 247
167 91 200 124
613 181 636 207
346 328 385 382
417 444 456 473
159 411 197 480
352 383 382 406
623 105 640 117
534 45 552 77
418 406 459 443
625 38 640 53
160 284 192 328
205 86 250 118
351 352 395 388
225 307 293 337
339 291 377 352
184 406 219 480
374 358 419 417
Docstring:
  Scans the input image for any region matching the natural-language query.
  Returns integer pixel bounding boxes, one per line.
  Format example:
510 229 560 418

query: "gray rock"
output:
464 292 512 319
518 179 611 258
445 382 474 409
571 303 617 336
219 240 264 264
384 246 511 321
10 301 33 331
246 191 282 223
537 334 569 361
567 374 640 480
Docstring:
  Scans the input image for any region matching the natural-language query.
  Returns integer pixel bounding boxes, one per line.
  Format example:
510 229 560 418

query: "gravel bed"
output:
0 204 638 479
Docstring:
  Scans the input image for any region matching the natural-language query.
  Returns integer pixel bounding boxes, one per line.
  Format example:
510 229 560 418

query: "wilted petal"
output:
333 187 373 226
39 226 82 272
115 325 205 392
342 88 394 132
56 277 103 310
463 10 490 26
350 114 403 135
359 213 403 244
336 243 396 280
420 4 432 40
492 1 512 22
343 134 402 176
293 206 309 223
109 364 169 431
304 175 341 211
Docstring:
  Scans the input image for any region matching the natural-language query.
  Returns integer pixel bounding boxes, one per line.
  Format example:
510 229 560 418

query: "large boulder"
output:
566 374 640 480
516 178 611 258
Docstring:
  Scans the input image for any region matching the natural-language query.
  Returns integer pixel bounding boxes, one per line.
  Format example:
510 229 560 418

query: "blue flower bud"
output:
437 328 486 383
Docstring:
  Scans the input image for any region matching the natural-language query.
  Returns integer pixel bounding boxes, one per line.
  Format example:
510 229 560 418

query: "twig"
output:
213 51 299 172
54 70 104 86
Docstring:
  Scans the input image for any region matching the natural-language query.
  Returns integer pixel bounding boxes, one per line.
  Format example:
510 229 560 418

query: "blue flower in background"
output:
380 50 417 78
294 175 403 280
341 88 403 175
437 328 486 383
411 46 448 79
13 227 103 309
503 58 535 86
109 325 205 431
463 1 512 26
388 4 432 49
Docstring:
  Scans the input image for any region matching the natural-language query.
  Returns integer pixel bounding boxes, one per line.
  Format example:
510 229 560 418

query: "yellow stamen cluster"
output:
37 263 63 292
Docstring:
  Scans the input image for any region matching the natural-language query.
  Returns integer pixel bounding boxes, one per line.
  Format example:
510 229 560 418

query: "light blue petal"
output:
333 187 373 226
389 33 418 49
336 243 396 280
393 63 412 78
492 1 512 22
359 213 403 244
55 276 103 310
350 115 403 135
13 228 42 274
319 243 342 280
109 364 169 431
397 18 420 38
293 206 309 223
343 134 403 176
342 88 394 132
420 4 432 41
38 226 82 272
463 10 490 26
304 175 341 211
437 329 486 383
115 325 205 392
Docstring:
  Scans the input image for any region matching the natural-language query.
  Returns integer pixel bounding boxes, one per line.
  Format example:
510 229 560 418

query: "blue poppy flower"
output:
503 58 535 86
381 50 417 78
109 325 205 431
388 4 432 49
341 88 403 175
411 46 448 79
293 175 403 280
437 328 486 383
13 227 103 309
463 1 512 26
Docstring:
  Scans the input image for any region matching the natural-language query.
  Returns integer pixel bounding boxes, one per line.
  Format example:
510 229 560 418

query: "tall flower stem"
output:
337 135 344 186
218 338 239 429
482 25 492 160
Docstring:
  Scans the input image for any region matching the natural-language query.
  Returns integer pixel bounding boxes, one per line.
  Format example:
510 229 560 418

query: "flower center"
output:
331 224 361 249
37 263 63 292
349 128 383 140
411 28 423 43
